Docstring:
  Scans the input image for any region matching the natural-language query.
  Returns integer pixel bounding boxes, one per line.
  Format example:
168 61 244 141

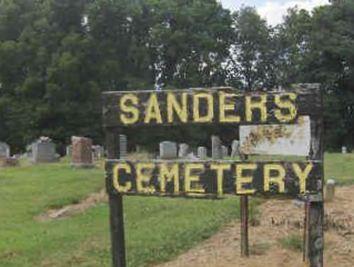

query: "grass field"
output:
0 153 352 267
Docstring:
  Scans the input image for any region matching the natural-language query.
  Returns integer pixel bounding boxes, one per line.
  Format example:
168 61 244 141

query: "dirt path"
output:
36 189 107 221
157 186 354 267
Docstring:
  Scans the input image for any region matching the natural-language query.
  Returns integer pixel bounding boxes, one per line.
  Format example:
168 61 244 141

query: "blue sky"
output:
219 0 329 25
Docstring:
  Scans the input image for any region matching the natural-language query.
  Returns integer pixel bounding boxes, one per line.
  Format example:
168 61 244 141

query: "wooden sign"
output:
102 87 322 127
106 160 322 197
103 85 324 267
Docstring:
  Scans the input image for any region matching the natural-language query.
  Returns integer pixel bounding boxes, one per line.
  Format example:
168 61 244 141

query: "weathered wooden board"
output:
106 160 322 197
102 87 322 127
239 116 311 156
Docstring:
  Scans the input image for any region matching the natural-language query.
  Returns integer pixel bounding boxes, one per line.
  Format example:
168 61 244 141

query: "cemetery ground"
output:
0 153 353 267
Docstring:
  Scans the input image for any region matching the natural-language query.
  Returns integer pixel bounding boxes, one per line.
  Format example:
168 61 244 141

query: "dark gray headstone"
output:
119 135 127 159
211 135 222 160
159 141 177 159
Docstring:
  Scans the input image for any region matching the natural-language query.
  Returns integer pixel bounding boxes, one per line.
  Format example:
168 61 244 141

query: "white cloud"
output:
258 0 329 26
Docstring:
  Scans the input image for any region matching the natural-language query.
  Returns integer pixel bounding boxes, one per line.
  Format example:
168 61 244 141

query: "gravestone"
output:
341 146 347 154
197 146 207 160
211 135 222 160
71 136 94 168
32 137 57 163
178 143 189 158
231 140 240 158
0 142 10 158
119 135 127 159
221 145 228 158
92 145 104 160
325 179 336 202
159 141 177 159
66 145 72 157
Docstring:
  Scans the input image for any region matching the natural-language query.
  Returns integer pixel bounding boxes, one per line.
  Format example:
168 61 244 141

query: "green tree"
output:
227 7 276 90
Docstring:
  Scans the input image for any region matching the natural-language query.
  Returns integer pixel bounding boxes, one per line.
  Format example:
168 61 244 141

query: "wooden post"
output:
240 195 249 257
106 129 126 267
240 154 249 257
304 86 324 267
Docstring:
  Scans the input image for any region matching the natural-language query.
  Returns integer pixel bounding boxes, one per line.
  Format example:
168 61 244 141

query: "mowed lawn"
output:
0 161 242 267
0 153 353 267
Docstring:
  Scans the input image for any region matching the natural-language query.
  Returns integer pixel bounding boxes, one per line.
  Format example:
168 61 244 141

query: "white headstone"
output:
0 142 10 158
341 146 347 154
178 143 189 158
32 137 57 163
231 140 240 158
197 146 207 160
325 179 336 202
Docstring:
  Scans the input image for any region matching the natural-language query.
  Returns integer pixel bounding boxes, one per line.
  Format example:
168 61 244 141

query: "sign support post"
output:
305 94 324 266
240 154 249 257
240 195 249 257
106 130 126 267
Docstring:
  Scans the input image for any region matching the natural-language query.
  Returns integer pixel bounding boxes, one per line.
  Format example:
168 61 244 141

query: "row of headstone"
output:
158 136 240 161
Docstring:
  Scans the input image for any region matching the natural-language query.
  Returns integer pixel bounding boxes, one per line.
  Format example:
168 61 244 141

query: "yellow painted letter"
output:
120 94 139 125
193 93 214 123
144 94 162 124
274 93 298 122
293 163 313 193
210 163 231 196
159 163 179 194
136 163 156 193
113 163 132 193
264 164 286 193
167 93 188 123
236 164 257 194
185 163 205 194
219 92 240 123
245 94 267 122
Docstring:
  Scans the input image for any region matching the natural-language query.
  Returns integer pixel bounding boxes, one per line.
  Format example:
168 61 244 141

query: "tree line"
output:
0 0 353 152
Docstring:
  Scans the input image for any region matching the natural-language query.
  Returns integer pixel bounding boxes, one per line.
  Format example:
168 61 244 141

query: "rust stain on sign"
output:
240 116 311 156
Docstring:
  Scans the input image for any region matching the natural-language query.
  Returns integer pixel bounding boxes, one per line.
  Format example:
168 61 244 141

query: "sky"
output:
219 0 329 25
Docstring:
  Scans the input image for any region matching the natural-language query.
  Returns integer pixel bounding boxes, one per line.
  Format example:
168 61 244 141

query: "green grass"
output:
0 153 353 267
0 161 242 267
279 233 303 251
324 153 354 185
